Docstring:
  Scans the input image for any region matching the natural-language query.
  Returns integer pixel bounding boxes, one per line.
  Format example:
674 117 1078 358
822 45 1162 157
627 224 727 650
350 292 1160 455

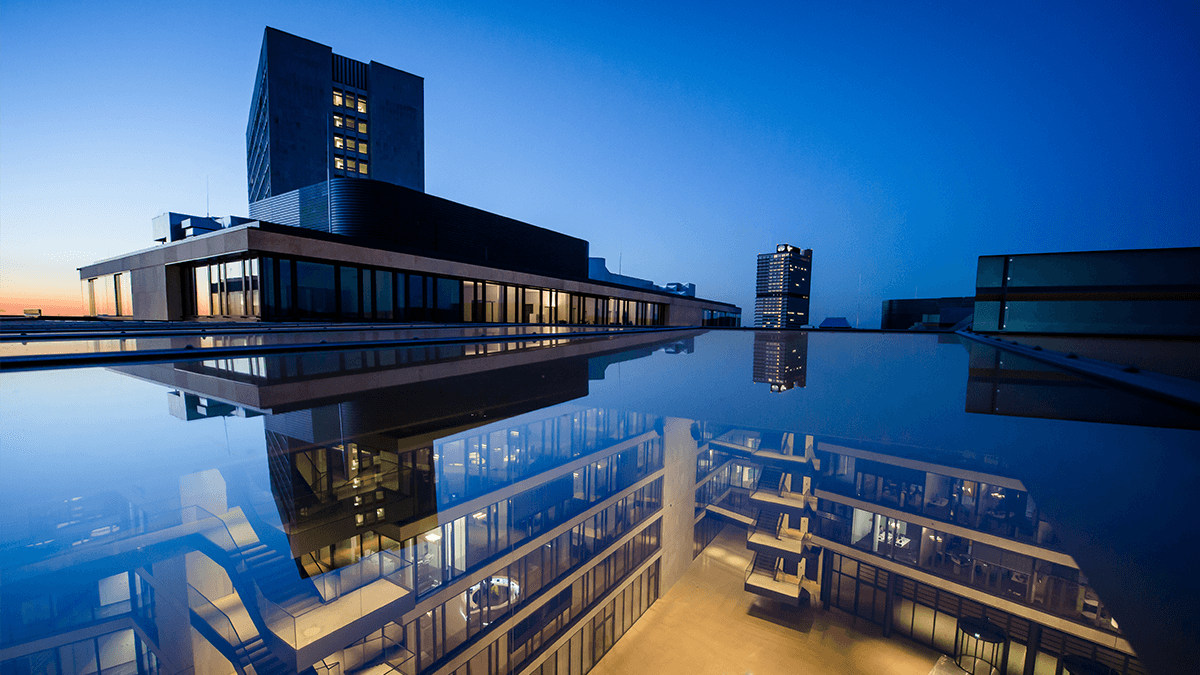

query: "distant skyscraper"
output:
752 331 808 392
755 244 812 328
246 27 425 203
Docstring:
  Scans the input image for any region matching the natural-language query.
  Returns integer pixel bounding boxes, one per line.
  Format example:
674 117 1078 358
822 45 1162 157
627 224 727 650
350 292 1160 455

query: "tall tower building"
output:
246 27 424 204
754 244 812 328
752 331 809 392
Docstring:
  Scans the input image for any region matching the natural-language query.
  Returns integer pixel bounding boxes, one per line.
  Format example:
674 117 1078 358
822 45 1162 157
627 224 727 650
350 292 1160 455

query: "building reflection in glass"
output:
752 331 808 392
3 330 1190 675
963 338 1200 430
692 419 1145 675
0 332 693 675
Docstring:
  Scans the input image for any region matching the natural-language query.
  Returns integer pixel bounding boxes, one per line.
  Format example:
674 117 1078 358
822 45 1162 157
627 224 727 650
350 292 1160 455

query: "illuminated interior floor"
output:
590 524 943 675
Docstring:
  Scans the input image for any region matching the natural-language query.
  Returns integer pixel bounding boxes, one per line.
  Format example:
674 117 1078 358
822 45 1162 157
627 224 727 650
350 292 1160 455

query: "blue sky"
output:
2 1 1197 322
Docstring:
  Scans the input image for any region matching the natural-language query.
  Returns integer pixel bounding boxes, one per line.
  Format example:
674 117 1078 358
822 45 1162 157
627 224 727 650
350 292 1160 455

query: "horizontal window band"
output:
976 290 1200 302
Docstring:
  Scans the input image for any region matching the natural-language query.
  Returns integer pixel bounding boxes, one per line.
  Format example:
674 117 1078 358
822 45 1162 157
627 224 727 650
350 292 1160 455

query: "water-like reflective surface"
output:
1 330 1195 675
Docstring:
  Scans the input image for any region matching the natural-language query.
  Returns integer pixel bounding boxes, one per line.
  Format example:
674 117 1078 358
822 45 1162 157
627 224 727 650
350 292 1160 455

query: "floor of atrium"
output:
590 524 943 675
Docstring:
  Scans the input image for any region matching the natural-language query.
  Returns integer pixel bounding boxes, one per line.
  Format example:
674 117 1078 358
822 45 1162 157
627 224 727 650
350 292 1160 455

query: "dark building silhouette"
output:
755 244 812 328
880 297 975 330
247 27 424 202
973 247 1200 336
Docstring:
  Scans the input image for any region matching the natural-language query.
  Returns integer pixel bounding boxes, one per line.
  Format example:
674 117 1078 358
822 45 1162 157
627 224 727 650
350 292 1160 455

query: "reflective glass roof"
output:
1 328 1196 675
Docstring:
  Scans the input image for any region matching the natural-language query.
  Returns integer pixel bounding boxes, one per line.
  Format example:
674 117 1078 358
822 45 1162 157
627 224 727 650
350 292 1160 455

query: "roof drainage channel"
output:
956 329 1200 414
0 326 688 372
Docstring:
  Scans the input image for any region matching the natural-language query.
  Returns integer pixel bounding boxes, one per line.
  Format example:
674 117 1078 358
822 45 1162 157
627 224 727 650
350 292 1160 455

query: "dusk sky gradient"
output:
2 1 1197 323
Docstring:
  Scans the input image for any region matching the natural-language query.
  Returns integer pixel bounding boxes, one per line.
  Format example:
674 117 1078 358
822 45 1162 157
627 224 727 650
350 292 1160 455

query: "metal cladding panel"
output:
328 178 393 240
263 407 319 443
249 190 300 227
326 178 589 279
296 182 332 232
250 182 330 232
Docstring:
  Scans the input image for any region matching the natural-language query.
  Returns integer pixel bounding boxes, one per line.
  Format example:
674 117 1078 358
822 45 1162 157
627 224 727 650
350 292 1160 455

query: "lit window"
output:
358 142 367 155
333 90 343 107
357 97 367 113
347 159 357 172
335 156 345 170
334 135 344 149
334 114 343 128
357 120 367 133
359 162 368 174
345 138 356 152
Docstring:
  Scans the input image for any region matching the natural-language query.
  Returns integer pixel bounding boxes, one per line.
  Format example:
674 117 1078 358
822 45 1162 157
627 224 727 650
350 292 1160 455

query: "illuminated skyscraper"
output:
752 331 808 392
754 244 812 328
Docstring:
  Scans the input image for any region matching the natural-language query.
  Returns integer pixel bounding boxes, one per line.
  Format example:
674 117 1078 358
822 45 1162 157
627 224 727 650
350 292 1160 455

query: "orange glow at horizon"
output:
0 290 85 316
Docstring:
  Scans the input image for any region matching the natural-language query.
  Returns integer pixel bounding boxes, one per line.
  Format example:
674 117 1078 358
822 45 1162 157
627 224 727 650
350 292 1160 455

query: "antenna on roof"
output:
206 175 210 217
857 273 862 329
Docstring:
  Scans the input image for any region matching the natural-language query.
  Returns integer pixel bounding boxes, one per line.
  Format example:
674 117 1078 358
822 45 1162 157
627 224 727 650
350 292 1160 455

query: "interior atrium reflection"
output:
1 328 1195 675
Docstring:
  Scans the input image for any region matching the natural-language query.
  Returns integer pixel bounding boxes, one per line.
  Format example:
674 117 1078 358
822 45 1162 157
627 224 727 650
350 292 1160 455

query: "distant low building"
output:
881 297 975 330
818 317 851 329
973 247 1200 336
587 258 697 297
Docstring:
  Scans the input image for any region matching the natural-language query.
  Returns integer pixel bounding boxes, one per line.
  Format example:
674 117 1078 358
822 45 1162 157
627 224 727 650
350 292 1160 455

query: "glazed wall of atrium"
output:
806 441 1122 637
0 325 709 675
690 428 1144 674
0 409 673 675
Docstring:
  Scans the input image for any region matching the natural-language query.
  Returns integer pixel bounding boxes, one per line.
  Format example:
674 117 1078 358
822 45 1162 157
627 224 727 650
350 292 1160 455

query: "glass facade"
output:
188 259 262 318
701 309 740 327
0 627 161 675
812 504 1117 633
827 554 1148 675
80 271 134 317
187 255 670 325
410 520 661 675
814 450 1061 550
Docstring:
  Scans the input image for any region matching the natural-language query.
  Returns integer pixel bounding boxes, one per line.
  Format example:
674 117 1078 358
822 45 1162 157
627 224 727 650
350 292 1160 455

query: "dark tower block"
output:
247 27 424 204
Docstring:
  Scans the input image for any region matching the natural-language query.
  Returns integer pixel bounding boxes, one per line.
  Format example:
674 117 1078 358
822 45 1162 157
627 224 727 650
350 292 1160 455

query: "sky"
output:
1 1 1197 323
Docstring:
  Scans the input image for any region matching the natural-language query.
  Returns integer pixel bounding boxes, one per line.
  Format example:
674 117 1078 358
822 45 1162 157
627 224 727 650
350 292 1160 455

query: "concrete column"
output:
658 417 702 592
1023 623 1042 675
883 571 896 637
164 264 185 319
819 549 834 610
